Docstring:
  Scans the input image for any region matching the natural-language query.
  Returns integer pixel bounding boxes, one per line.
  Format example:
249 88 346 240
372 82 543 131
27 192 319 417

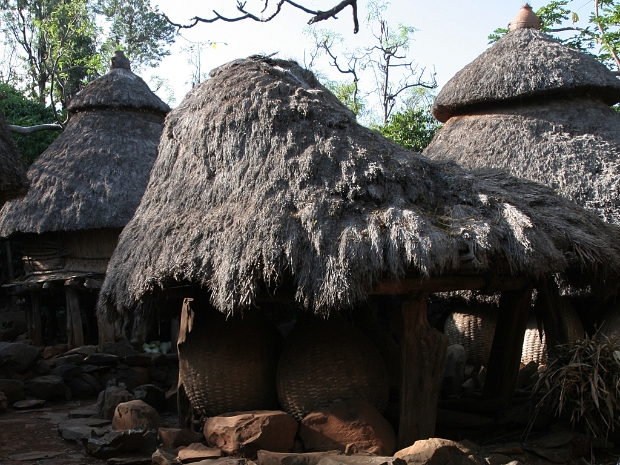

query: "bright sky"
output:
141 1 597 109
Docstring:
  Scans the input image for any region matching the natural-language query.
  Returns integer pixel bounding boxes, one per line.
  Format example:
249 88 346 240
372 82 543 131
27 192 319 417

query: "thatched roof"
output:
432 28 620 123
98 56 620 321
424 98 620 225
0 61 169 236
0 110 28 205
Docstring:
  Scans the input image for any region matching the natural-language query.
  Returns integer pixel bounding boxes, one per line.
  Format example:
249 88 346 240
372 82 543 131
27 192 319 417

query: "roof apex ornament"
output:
508 3 542 31
111 51 131 70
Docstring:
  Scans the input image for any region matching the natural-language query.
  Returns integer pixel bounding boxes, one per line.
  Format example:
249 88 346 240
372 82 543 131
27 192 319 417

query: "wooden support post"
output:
483 284 533 403
31 293 43 347
65 287 84 349
398 292 448 449
97 311 117 344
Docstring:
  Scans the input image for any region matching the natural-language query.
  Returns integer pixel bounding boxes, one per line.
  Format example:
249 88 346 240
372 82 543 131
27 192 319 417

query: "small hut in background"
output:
423 5 620 334
98 56 620 447
425 4 620 225
0 51 169 348
0 110 28 205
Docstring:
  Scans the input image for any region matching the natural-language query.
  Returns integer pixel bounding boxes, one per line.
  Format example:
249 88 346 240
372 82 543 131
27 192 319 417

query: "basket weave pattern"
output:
276 316 389 421
178 308 280 417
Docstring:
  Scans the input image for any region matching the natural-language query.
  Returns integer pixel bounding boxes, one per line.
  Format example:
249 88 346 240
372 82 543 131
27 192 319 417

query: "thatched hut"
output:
0 110 28 205
424 5 620 225
0 51 169 348
98 56 620 446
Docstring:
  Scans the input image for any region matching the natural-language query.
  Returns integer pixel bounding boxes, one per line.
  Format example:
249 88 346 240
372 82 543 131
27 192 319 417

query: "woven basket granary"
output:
445 302 583 367
178 304 280 417
277 315 389 421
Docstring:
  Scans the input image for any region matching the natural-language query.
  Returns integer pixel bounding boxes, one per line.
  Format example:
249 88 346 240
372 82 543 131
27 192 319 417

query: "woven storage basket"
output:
445 302 583 367
178 305 280 417
277 315 389 421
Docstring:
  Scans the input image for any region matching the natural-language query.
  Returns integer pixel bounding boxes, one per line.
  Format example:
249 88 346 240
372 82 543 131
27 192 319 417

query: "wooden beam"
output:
370 275 531 295
483 284 533 402
398 292 448 449
65 286 84 349
31 293 43 347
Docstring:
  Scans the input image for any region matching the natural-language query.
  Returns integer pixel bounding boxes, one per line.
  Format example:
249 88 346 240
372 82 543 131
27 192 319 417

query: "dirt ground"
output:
0 400 106 465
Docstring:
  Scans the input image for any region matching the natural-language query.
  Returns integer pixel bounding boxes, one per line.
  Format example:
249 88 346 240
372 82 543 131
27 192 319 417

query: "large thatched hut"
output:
424 5 620 225
98 56 620 447
0 51 169 348
0 110 28 205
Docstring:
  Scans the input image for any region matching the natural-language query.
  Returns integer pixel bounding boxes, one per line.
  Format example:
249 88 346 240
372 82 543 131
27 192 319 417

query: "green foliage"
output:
377 106 440 152
324 80 365 116
0 83 59 165
96 0 176 70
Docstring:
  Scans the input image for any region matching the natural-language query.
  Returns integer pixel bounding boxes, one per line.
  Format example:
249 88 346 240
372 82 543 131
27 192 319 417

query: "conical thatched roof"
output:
432 27 620 123
0 110 28 204
98 56 620 321
425 98 620 224
0 57 170 236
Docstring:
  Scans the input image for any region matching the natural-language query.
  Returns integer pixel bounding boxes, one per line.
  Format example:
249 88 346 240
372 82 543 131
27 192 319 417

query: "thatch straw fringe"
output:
98 57 620 320
0 110 28 204
433 28 620 122
425 99 620 225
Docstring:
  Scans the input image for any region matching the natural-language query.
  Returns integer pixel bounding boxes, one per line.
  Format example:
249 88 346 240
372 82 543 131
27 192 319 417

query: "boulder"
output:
68 374 100 398
0 391 7 411
112 399 165 430
99 342 140 358
204 410 298 457
159 427 204 449
34 360 52 375
177 443 222 462
112 367 149 390
300 400 396 455
256 450 343 465
51 363 83 382
49 354 85 367
85 353 119 366
0 342 39 373
394 438 481 465
0 378 25 403
442 344 466 396
43 345 63 359
102 385 136 420
134 384 166 410
25 375 70 400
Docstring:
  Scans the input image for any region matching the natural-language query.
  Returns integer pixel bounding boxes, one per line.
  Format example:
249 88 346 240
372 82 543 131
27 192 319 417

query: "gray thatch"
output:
432 27 620 123
0 65 170 236
98 56 620 322
0 109 28 205
425 98 620 224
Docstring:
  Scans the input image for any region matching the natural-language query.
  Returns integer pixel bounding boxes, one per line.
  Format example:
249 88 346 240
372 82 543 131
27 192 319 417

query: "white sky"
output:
141 0 597 108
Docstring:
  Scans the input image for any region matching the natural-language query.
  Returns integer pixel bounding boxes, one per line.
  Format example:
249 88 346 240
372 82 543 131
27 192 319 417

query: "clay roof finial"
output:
111 50 131 71
508 3 542 31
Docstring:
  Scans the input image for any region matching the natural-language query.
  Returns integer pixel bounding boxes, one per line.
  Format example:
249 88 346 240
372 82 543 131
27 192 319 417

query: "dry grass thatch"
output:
98 56 620 321
0 69 169 236
432 28 620 123
0 110 28 205
424 98 620 225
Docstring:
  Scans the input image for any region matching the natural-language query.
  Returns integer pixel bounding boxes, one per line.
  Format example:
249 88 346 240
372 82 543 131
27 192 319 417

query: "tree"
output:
490 1 620 71
0 83 59 164
96 0 176 71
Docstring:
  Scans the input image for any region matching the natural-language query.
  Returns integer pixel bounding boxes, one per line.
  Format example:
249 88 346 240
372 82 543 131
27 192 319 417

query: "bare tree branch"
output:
156 0 359 33
8 123 63 134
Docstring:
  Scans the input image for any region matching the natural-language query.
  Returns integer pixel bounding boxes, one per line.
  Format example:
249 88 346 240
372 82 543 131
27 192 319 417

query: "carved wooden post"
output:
65 285 84 349
483 284 533 402
31 293 43 346
398 292 448 449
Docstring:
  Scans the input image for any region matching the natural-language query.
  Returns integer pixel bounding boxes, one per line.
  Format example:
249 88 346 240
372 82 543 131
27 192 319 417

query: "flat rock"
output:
528 446 570 463
300 400 396 455
8 451 63 461
526 431 574 449
58 417 112 442
395 438 479 464
159 427 204 449
317 456 405 465
204 410 298 457
484 454 513 465
257 450 343 465
69 405 99 418
106 455 153 465
113 399 164 430
66 345 99 356
86 427 151 459
152 447 182 465
488 443 522 456
192 459 247 465
50 354 85 367
177 442 222 462
13 399 46 409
